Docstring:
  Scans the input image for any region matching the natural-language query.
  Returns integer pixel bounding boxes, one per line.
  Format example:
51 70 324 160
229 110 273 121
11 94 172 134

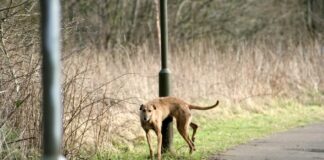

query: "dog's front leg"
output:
145 131 154 160
155 127 162 160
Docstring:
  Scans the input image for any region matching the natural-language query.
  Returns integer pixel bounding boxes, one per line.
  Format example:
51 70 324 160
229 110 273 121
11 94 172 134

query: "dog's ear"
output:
152 104 156 110
140 104 144 110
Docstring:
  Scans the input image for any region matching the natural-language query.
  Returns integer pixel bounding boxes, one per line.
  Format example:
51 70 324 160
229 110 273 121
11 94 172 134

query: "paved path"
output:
209 123 324 160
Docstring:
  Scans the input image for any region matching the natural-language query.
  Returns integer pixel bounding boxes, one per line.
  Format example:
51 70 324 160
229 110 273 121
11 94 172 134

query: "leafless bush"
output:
61 54 142 158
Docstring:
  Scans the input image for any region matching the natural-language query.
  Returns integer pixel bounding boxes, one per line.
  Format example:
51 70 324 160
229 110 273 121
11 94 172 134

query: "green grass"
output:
91 99 324 160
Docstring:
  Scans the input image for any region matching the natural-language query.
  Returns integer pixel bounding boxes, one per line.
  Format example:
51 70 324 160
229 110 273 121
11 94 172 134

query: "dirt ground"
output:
209 123 324 160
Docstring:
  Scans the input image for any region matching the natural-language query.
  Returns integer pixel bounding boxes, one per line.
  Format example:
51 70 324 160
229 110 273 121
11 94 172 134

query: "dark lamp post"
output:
158 0 173 153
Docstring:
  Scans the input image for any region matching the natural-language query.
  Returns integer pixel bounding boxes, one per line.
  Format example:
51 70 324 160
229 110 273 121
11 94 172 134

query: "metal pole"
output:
159 0 173 153
40 0 65 159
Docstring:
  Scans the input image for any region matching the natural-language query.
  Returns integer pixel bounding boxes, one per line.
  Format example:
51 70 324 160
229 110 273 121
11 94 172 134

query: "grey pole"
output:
159 0 173 153
40 0 65 159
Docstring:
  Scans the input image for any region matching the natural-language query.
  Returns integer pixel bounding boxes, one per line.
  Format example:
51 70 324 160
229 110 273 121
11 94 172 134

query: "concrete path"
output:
209 123 324 160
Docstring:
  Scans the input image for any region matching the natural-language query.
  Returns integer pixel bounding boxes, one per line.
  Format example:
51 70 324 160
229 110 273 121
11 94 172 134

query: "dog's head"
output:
139 104 156 122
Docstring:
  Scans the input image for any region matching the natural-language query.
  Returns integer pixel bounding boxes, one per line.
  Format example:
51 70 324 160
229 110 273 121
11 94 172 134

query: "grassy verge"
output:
90 99 324 160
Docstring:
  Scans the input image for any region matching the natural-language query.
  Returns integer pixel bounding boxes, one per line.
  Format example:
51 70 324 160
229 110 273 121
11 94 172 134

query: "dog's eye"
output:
148 110 151 112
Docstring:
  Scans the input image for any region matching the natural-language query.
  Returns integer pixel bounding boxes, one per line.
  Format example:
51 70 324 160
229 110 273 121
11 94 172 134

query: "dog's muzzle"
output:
143 116 150 122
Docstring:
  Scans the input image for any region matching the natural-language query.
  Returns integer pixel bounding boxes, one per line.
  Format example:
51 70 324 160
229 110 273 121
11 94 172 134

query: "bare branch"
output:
0 0 31 13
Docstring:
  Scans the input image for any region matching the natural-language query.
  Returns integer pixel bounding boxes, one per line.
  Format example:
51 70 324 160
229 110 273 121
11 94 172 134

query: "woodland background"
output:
0 0 324 159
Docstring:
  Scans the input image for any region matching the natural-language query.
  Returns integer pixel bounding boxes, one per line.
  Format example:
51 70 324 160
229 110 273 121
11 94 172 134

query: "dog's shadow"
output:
144 155 191 160
144 149 195 160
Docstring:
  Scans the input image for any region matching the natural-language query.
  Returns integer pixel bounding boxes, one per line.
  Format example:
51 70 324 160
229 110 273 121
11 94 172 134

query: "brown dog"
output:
140 96 219 160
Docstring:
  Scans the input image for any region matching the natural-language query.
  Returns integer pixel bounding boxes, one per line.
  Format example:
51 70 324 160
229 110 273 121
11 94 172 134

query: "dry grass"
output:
172 40 323 102
0 40 323 158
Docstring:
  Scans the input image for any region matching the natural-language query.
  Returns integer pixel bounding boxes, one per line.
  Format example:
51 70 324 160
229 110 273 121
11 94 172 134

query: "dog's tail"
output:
189 100 219 110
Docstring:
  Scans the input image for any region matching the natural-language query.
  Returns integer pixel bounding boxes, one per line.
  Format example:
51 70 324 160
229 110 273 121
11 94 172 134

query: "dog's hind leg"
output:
180 127 196 153
190 122 198 142
177 116 196 153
